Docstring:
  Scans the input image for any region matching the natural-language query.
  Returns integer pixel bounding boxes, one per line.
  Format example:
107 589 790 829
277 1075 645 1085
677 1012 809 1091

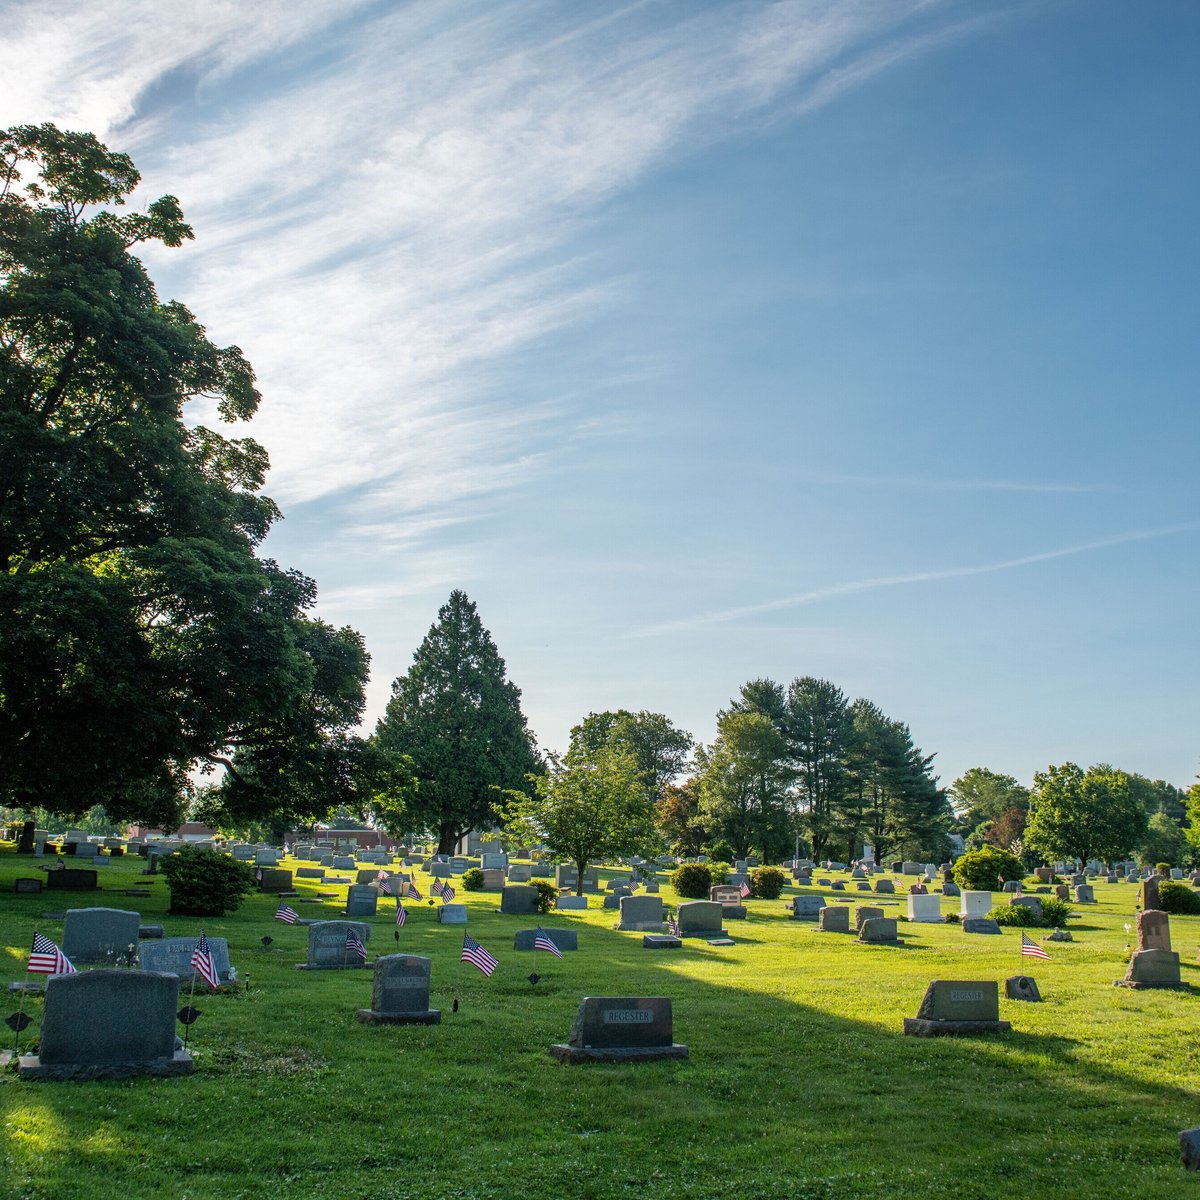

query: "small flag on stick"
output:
1021 932 1050 961
533 928 563 958
345 928 367 962
395 903 406 927
461 934 498 977
431 879 456 904
668 913 682 938
406 881 423 901
28 932 75 977
739 880 751 899
190 930 220 990
275 903 299 924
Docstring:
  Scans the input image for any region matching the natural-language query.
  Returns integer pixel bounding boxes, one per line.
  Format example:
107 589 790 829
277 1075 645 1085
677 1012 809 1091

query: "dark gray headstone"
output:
345 885 378 917
513 928 578 951
903 979 1010 1037
257 868 292 894
297 920 372 969
45 870 98 891
138 936 233 986
858 917 898 944
617 894 663 931
500 885 539 915
643 934 682 949
62 907 142 965
357 954 439 1024
1005 974 1042 1002
873 879 895 894
818 905 850 933
677 901 723 938
14 878 42 894
961 917 1002 934
1116 948 1183 989
18 970 193 1079
791 895 825 921
547 996 687 1061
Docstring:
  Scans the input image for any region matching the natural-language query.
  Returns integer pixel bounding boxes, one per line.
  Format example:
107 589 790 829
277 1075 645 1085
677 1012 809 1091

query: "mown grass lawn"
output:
1 850 1198 1200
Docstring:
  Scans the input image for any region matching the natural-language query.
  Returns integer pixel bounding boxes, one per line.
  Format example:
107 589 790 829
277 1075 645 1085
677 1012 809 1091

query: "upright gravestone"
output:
960 891 993 920
617 895 664 932
855 905 884 931
356 954 440 1025
791 896 825 921
46 870 98 891
346 885 379 917
1141 876 1160 912
676 901 724 939
500 885 539 915
548 997 687 1062
858 917 898 944
257 869 293 894
296 921 372 969
709 885 747 920
907 894 943 923
903 980 1010 1037
62 908 142 965
139 936 233 988
873 879 895 894
481 868 505 892
818 905 850 933
17 970 193 1079
1138 909 1171 952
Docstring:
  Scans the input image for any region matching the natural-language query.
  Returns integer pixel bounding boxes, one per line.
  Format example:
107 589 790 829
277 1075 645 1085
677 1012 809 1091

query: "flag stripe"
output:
1021 932 1051 960
461 934 498 976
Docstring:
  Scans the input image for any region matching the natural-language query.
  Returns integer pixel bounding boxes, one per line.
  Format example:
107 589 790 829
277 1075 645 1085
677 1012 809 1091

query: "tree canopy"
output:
0 124 379 828
1024 762 1148 866
373 590 541 854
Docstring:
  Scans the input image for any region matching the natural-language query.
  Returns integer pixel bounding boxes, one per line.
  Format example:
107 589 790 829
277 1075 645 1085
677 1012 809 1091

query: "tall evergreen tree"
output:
374 591 541 854
782 677 852 861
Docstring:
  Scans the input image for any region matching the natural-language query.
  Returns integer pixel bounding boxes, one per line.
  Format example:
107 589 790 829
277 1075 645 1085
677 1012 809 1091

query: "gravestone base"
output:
15 1048 194 1080
643 934 682 949
719 906 748 920
548 1043 688 1063
356 1007 441 1025
903 1017 1012 1037
1113 977 1188 991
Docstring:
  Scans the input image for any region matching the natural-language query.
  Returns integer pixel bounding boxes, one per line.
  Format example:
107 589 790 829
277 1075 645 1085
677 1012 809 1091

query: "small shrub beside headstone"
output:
160 847 255 917
671 863 713 899
748 866 786 899
1157 882 1200 915
461 867 485 891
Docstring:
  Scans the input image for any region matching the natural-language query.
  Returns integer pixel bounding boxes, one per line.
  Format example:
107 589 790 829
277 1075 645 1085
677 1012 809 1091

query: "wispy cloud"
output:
634 522 1200 636
792 470 1104 493
2 0 987 546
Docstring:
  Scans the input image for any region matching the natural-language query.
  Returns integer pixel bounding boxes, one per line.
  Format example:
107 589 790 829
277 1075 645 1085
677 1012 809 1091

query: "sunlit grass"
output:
0 848 1197 1199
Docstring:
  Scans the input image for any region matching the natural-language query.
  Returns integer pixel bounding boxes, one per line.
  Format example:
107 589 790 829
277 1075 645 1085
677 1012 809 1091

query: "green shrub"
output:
706 861 730 886
953 845 1025 892
1157 881 1200 915
1038 896 1073 926
160 846 255 916
461 867 484 891
531 879 558 914
708 840 735 863
989 903 1038 926
1156 862 1171 874
672 863 713 899
749 866 787 899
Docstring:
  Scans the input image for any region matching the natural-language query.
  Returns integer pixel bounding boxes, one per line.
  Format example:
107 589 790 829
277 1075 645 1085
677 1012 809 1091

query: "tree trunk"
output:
437 822 460 856
576 856 587 897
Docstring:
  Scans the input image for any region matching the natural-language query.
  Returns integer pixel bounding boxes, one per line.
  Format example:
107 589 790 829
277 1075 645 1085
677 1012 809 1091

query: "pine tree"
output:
373 591 541 853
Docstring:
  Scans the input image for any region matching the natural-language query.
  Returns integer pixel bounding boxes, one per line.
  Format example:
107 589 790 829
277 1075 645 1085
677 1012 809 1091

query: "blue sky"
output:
5 0 1198 788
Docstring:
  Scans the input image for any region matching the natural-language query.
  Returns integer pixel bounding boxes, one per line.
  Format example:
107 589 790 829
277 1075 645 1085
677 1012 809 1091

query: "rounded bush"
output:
531 879 558 914
749 866 787 899
706 862 730 887
953 845 1025 892
1157 881 1200 915
988 903 1038 926
160 846 255 916
1038 896 1074 926
671 863 713 899
461 867 485 891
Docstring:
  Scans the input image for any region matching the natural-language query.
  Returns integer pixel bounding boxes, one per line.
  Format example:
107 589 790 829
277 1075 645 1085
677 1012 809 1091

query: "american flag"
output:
668 913 682 937
28 932 75 976
431 879 456 904
461 934 498 976
190 930 220 989
533 928 563 958
376 869 390 885
275 903 299 924
406 881 423 901
345 928 367 961
1021 933 1051 961
395 903 406 927
739 880 751 899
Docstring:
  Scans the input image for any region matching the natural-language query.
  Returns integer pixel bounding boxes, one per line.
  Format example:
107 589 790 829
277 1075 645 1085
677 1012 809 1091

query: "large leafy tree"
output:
373 590 541 853
696 709 795 861
843 699 948 864
949 767 1030 831
568 709 693 807
0 124 372 827
1024 762 1148 866
656 778 708 857
496 740 651 895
